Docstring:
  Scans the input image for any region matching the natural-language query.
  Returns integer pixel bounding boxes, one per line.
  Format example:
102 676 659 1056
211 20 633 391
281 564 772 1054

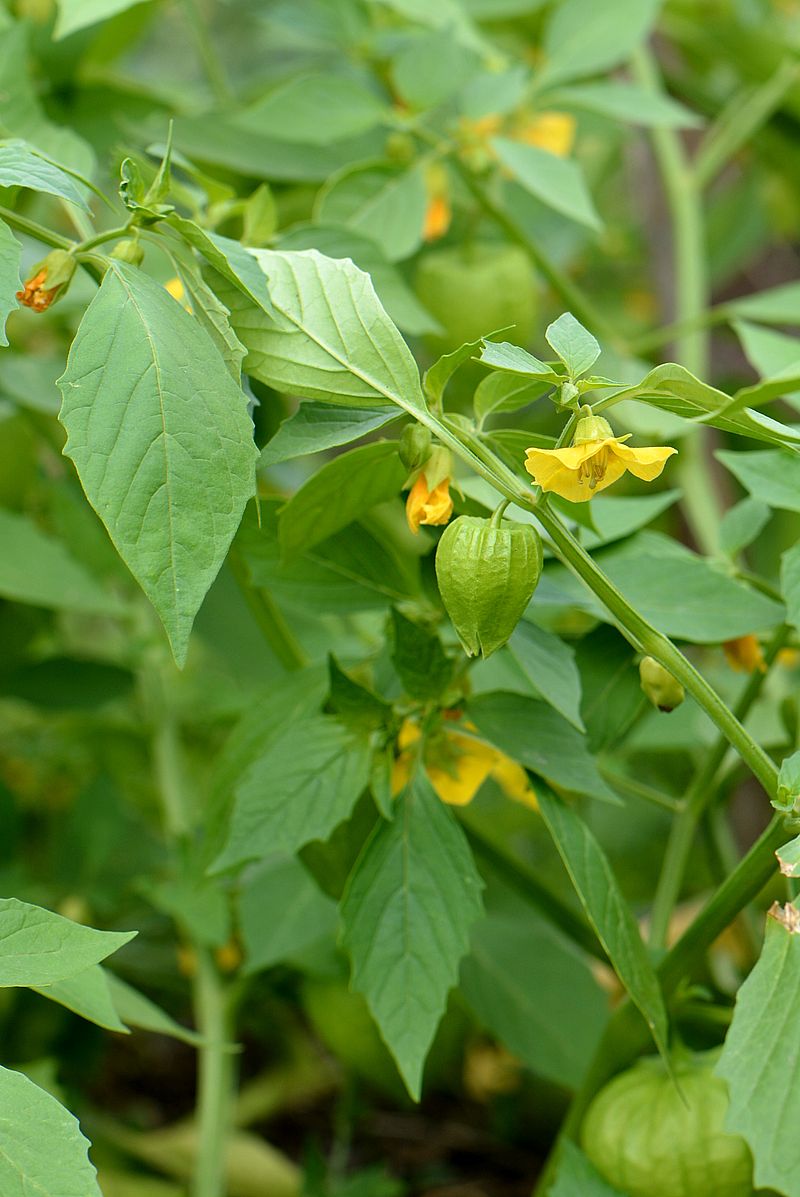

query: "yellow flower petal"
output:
724 635 766 674
405 472 453 533
165 276 185 301
524 437 677 502
516 111 576 157
491 754 537 809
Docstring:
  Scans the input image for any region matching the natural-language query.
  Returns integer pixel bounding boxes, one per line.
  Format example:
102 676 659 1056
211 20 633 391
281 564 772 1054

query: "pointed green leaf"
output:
0 1065 102 1196
717 902 800 1194
479 339 558 379
58 262 257 666
262 402 399 466
491 138 601 230
33 964 128 1033
539 0 661 88
340 773 484 1098
545 312 601 378
718 448 800 513
0 897 135 987
0 139 90 210
220 249 426 412
105 973 204 1047
0 217 21 344
474 372 550 422
316 163 427 262
727 280 800 325
55 0 148 38
547 82 700 128
278 440 407 557
536 789 670 1062
720 497 771 557
238 857 338 974
214 716 371 870
508 621 584 730
237 74 388 145
0 509 121 615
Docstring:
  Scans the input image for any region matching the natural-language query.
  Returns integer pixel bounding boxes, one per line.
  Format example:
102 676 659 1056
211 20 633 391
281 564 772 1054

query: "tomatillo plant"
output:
4 3 800 1197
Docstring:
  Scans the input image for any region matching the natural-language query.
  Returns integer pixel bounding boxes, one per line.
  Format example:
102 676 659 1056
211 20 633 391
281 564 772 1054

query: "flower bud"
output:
639 656 685 712
399 423 432 472
110 238 145 266
573 405 614 445
435 514 543 658
16 249 76 312
774 748 800 814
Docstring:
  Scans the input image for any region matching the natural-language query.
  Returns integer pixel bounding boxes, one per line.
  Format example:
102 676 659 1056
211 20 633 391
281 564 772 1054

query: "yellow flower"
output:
164 276 186 302
405 472 453 533
515 111 576 157
724 635 766 674
423 194 451 242
524 408 676 503
392 718 537 809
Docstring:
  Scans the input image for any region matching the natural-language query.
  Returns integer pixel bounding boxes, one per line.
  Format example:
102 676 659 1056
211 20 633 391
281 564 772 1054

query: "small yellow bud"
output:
639 657 685 712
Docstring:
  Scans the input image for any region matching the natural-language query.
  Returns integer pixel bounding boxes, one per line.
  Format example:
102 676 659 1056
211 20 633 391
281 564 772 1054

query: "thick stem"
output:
0 205 74 249
192 949 236 1197
649 625 789 948
633 48 721 557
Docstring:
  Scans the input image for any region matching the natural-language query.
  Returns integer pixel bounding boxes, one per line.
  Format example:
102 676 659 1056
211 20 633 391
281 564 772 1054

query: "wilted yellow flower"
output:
406 473 453 533
724 635 767 674
515 111 576 157
464 1042 522 1102
525 407 676 503
392 718 536 809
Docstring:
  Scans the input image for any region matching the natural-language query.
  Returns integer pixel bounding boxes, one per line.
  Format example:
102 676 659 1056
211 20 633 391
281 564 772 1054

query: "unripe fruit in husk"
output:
435 514 542 658
110 238 145 266
581 1051 753 1197
639 656 685 712
414 243 537 353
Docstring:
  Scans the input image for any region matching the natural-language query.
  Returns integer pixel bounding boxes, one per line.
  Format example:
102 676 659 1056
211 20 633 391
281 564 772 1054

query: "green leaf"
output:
32 964 128 1033
718 448 800 513
277 223 442 336
390 607 454 701
392 30 478 109
479 339 558 379
169 246 246 381
238 503 419 613
727 281 800 325
460 873 607 1088
58 262 258 667
262 402 399 466
539 0 661 88
716 903 800 1194
580 490 682 550
474 372 550 423
238 857 338 974
615 362 800 451
0 1064 102 1197
0 897 135 987
220 249 425 412
491 138 601 230
546 312 601 378
105 973 204 1047
235 74 388 145
781 539 800 635
468 692 617 803
508 621 584 730
0 218 21 345
55 0 148 38
168 218 278 319
536 788 670 1061
547 531 784 642
316 163 427 262
775 834 800 877
546 82 700 128
550 1142 626 1197
719 497 772 557
733 319 800 382
0 509 121 615
214 716 371 870
340 772 484 1098
328 655 393 731
278 440 407 558
425 337 488 408
0 139 90 210
576 627 642 753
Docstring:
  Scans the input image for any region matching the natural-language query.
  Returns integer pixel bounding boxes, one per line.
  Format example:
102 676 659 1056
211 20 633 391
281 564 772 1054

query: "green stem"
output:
228 546 307 671
179 0 234 105
598 765 682 813
192 949 236 1197
535 505 777 797
0 205 74 249
648 625 788 949
74 223 133 253
633 48 721 558
452 159 618 343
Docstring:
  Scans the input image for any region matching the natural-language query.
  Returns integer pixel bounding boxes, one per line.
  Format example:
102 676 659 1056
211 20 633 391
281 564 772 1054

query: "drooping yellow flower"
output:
392 718 537 809
406 473 453 533
423 194 452 242
525 407 677 504
724 635 766 674
515 111 576 157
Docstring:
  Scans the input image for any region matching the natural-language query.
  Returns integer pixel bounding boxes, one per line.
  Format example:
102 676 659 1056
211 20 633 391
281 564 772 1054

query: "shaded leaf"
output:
0 898 134 987
550 1142 626 1196
0 217 21 345
340 772 484 1098
508 621 584 729
0 509 121 615
33 964 128 1033
0 139 90 210
491 138 601 230
316 163 427 262
262 402 399 466
236 74 388 145
238 857 338 974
